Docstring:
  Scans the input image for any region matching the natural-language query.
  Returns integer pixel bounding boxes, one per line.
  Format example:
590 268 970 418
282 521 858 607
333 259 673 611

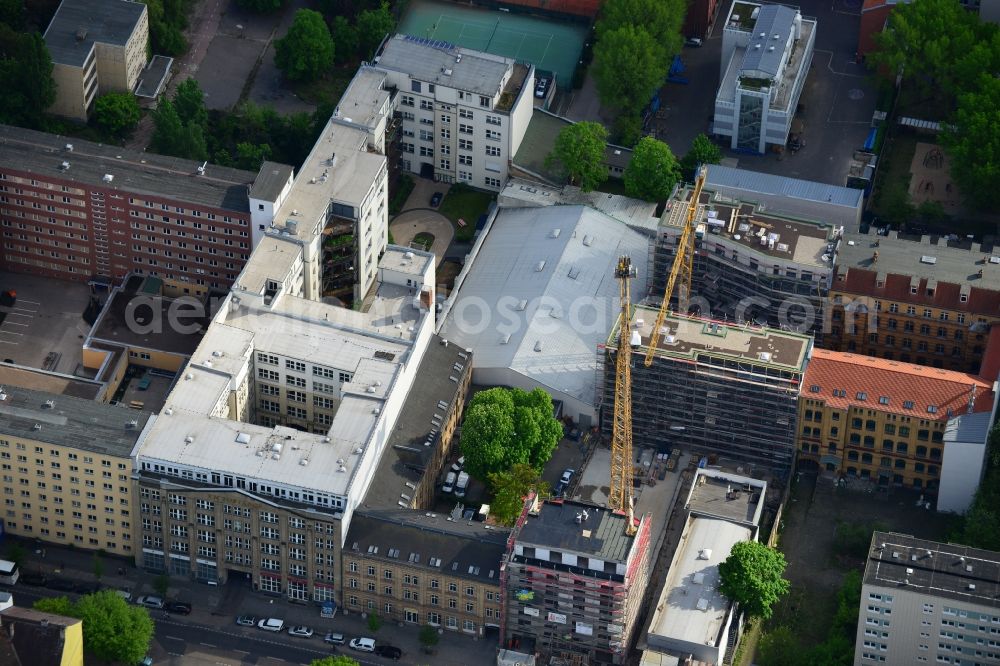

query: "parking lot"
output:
0 272 93 373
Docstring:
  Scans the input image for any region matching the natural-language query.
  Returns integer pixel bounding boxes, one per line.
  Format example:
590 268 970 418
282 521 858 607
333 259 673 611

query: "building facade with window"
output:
341 510 507 634
797 348 997 500
375 34 535 191
0 386 152 557
828 230 1000 375
856 531 1000 665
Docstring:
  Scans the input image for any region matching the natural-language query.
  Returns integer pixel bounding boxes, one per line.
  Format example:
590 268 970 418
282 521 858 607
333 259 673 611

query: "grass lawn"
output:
438 184 495 242
413 232 434 249
870 131 919 218
291 67 355 107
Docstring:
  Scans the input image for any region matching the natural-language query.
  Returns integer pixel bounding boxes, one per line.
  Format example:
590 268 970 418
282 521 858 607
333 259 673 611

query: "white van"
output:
455 471 470 498
442 471 457 494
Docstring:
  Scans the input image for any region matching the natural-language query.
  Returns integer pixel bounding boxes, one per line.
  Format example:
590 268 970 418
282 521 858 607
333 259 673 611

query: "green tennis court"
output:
398 0 588 87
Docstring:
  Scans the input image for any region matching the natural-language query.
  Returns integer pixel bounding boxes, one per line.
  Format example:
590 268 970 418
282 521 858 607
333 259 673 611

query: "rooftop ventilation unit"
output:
102 174 114 183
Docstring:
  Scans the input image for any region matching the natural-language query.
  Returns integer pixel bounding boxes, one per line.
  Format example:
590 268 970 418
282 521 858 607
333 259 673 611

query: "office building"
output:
0 124 263 292
0 385 153 557
828 230 1000 374
714 3 815 153
375 34 534 191
797 349 997 506
856 531 1000 665
601 309 811 470
341 509 508 635
644 469 767 665
0 606 84 666
502 497 654 665
43 0 150 120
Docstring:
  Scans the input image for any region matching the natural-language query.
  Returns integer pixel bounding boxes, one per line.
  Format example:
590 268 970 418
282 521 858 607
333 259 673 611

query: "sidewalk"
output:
9 536 497 665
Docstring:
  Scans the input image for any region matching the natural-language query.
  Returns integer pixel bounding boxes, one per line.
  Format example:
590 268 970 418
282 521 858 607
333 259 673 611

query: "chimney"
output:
968 383 978 414
979 326 1000 386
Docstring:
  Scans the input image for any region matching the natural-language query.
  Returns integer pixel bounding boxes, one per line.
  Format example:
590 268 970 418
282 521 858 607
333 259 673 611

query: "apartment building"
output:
0 125 263 292
601 309 811 471
856 531 1000 665
502 498 653 665
797 348 997 506
0 385 153 557
653 168 854 337
43 0 150 120
714 2 815 153
828 230 1000 374
342 510 508 634
0 606 84 666
375 34 534 191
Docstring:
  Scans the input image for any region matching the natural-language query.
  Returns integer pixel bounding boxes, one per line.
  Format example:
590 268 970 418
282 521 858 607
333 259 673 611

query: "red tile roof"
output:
835 267 1000 317
802 348 995 420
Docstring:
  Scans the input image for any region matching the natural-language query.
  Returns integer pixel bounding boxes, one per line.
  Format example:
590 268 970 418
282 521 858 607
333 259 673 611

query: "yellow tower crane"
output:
644 165 709 367
610 255 637 535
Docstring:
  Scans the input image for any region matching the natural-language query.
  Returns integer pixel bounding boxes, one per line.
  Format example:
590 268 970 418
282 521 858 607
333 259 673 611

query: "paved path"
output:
390 210 455 267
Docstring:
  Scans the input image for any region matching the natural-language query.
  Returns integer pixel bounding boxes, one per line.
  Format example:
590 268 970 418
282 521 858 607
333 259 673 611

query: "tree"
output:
237 0 285 11
596 0 684 56
460 387 563 481
3 542 25 569
0 0 25 29
942 74 1000 210
33 595 75 617
718 540 790 620
151 99 208 160
275 9 334 83
367 611 382 632
489 464 549 526
612 113 642 148
93 92 141 138
235 141 272 170
876 179 914 226
330 15 359 65
593 25 668 118
153 573 170 597
75 590 155 665
757 625 802 666
173 78 208 129
356 0 394 60
140 0 187 56
0 27 55 128
310 657 361 666
681 133 722 179
545 121 608 191
418 624 440 651
624 136 682 202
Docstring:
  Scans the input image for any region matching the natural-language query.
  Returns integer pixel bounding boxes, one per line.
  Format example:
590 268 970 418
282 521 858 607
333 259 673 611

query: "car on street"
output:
429 191 443 207
535 76 550 98
375 644 403 660
324 632 345 645
560 468 575 485
136 595 164 609
19 572 47 587
47 578 76 592
165 601 192 615
288 625 314 638
257 617 285 632
442 471 456 494
236 615 257 627
350 637 376 652
684 37 703 47
137 657 153 666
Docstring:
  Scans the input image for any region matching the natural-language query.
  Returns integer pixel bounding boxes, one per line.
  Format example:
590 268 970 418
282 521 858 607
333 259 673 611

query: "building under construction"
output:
500 497 653 665
599 307 811 471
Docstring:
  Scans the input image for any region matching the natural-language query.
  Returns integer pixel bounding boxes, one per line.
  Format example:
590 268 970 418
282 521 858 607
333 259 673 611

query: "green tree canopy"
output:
356 0 394 60
418 623 440 647
310 657 361 666
34 590 154 665
460 387 562 481
140 0 188 56
236 0 285 11
489 463 549 526
173 78 208 129
942 74 1000 210
718 540 790 619
0 0 25 29
546 121 608 192
596 0 684 56
624 136 682 201
275 9 334 83
757 625 801 666
151 98 208 160
93 92 141 138
330 15 359 64
680 133 722 179
0 27 55 128
592 24 667 118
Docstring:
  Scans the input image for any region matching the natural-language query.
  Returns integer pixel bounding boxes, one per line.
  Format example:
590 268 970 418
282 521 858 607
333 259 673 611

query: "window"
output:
485 129 501 141
419 146 434 157
479 95 490 107
439 159 451 170
285 360 305 372
459 123 473 135
440 128 450 139
459 109 473 119
459 154 472 166
485 145 501 157
485 176 501 188
411 81 422 93
459 139 473 151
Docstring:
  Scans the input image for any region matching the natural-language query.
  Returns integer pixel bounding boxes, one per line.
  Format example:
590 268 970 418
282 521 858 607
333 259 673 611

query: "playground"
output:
908 142 961 213
397 0 589 87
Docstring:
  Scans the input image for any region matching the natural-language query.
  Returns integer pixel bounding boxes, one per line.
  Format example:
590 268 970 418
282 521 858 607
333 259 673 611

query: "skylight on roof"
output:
809 385 820 393
879 396 889 405
927 405 938 414
903 400 914 409
856 392 867 401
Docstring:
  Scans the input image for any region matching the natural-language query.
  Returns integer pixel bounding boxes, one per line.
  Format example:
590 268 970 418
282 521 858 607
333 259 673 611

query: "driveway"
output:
390 210 455 266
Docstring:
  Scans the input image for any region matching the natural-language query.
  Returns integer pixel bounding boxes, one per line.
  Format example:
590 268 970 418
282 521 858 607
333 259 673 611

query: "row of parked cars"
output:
18 573 192 614
236 615 402 660
442 456 469 497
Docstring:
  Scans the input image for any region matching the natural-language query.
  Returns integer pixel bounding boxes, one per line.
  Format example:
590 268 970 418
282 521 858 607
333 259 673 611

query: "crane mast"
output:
610 255 637 534
643 166 709 367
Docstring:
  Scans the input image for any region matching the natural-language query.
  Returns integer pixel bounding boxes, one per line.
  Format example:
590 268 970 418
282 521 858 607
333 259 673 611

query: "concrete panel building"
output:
0 385 153 557
501 498 654 665
601 309 811 471
714 3 816 153
939 411 998 513
375 34 535 191
44 0 150 120
856 531 1000 665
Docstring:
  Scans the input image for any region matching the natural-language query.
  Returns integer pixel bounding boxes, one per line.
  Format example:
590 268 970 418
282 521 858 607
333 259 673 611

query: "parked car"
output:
165 601 192 615
47 578 76 592
257 617 285 632
116 589 133 603
137 657 153 666
236 615 257 627
137 595 164 609
534 76 550 98
454 471 470 498
442 471 457 494
560 468 576 485
685 37 703 47
350 637 376 652
324 632 345 645
288 625 314 638
450 456 465 473
429 191 443 207
375 644 403 660
19 572 48 587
